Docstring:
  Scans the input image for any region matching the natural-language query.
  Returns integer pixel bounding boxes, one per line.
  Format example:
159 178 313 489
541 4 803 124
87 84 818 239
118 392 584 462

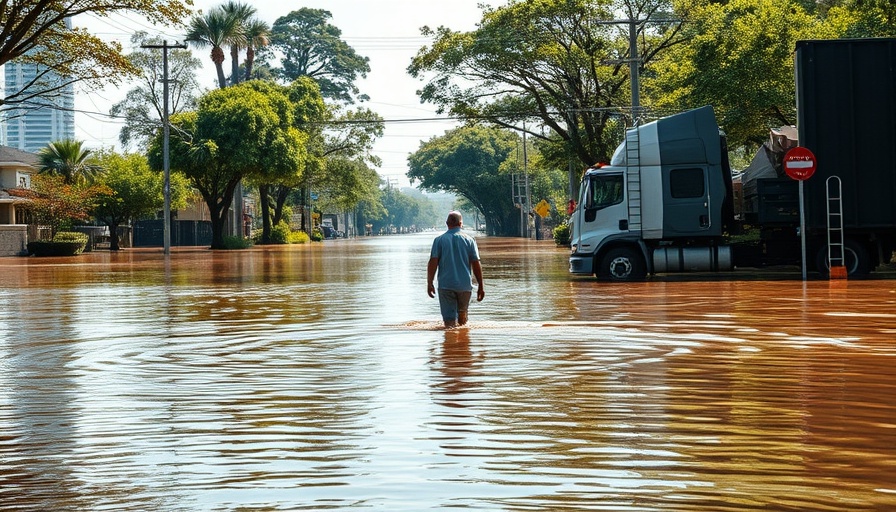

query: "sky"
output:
72 0 487 188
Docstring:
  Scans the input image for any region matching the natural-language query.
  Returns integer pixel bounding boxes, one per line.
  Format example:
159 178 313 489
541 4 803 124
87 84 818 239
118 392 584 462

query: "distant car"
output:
321 225 337 239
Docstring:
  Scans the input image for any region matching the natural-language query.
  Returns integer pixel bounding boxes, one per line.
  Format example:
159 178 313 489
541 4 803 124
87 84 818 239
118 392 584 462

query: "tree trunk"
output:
244 47 255 81
109 222 121 251
258 183 272 244
206 179 240 249
230 45 240 85
272 185 290 226
212 46 227 88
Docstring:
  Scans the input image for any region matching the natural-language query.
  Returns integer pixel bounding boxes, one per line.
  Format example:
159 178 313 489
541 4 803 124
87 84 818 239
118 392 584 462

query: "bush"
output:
288 230 310 244
27 231 89 257
270 222 291 244
552 223 571 246
250 223 312 245
221 236 253 250
53 231 89 244
310 228 323 242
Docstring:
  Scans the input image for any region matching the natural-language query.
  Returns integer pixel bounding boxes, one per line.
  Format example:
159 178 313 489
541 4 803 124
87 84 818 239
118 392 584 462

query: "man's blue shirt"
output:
430 227 480 291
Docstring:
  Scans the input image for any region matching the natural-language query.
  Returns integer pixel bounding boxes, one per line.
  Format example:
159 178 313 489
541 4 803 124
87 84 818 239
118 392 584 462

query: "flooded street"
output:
1 233 895 511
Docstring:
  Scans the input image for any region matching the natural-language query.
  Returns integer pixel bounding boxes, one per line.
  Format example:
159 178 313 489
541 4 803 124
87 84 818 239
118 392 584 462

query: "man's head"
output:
446 211 463 228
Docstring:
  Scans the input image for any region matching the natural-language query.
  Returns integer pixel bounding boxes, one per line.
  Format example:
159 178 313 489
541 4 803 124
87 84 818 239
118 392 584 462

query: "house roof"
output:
0 145 39 167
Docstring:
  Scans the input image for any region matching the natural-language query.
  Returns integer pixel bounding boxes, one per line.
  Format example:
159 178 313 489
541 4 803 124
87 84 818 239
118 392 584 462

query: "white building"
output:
1 19 76 152
0 145 37 256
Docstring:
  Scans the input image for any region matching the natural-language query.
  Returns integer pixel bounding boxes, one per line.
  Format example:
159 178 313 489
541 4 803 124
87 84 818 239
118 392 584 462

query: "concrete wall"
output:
0 224 28 256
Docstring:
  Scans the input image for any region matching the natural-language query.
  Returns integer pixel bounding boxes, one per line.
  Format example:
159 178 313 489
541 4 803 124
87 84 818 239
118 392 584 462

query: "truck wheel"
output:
598 247 646 281
815 239 871 277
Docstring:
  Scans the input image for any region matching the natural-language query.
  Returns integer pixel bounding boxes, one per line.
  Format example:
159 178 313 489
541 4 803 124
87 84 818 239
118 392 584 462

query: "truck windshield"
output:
586 174 624 209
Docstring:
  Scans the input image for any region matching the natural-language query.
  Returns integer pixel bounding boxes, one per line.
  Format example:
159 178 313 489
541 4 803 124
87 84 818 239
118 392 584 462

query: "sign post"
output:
783 146 818 281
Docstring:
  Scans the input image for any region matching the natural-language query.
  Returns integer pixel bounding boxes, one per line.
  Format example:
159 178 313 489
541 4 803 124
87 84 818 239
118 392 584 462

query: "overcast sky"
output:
74 0 486 188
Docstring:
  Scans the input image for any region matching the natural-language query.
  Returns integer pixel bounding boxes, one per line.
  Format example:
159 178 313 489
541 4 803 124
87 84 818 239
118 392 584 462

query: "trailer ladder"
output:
625 123 642 232
826 175 846 278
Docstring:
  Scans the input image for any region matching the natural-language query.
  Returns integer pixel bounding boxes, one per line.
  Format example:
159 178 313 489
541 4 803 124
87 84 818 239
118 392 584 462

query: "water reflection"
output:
1 234 895 510
432 328 479 404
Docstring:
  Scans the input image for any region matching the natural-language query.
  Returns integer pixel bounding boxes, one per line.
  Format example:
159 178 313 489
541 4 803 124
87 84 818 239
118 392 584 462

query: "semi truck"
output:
568 38 896 280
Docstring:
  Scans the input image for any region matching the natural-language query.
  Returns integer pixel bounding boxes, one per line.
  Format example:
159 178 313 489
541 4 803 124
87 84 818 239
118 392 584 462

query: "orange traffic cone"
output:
829 265 848 280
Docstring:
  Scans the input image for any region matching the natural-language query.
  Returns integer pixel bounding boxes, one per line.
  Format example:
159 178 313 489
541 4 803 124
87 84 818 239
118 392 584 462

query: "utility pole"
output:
141 41 187 255
596 19 643 120
510 124 532 238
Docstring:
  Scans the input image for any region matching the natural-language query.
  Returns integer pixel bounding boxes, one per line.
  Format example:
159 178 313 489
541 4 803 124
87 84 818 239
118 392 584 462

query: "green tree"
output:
313 157 383 219
8 175 107 237
823 0 896 37
150 81 309 249
377 186 422 232
91 150 193 250
647 0 831 148
266 8 371 103
220 1 256 86
238 79 322 244
306 106 385 231
408 0 684 189
0 0 192 111
37 139 102 185
408 125 519 236
243 18 271 81
186 5 241 89
111 32 202 151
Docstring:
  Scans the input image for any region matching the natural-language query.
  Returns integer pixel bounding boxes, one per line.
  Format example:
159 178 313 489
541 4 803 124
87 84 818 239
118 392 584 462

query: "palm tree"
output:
185 7 240 89
221 1 256 86
37 139 101 185
243 18 270 81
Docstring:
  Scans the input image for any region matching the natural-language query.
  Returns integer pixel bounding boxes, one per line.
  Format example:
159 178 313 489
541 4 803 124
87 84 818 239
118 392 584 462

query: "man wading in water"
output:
427 211 485 328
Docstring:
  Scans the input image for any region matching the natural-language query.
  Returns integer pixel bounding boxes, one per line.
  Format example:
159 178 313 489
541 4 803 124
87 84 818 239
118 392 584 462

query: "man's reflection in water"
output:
433 328 480 406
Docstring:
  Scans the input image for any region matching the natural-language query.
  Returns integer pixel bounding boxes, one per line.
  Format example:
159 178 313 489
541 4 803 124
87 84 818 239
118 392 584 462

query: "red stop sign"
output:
783 146 817 181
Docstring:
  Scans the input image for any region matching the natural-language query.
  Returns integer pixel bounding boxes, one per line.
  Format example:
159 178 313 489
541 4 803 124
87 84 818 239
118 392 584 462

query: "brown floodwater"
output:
1 233 895 511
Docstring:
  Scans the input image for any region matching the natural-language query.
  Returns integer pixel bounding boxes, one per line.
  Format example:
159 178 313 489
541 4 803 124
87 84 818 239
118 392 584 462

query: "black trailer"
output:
794 38 896 274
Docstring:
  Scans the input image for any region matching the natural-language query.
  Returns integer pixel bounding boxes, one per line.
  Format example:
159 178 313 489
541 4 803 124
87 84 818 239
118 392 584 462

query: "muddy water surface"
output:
1 233 895 511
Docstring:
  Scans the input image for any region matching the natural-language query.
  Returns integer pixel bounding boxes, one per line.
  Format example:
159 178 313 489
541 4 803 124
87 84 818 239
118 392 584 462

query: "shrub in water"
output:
270 222 291 244
288 230 310 244
221 236 253 250
552 223 571 247
27 231 89 256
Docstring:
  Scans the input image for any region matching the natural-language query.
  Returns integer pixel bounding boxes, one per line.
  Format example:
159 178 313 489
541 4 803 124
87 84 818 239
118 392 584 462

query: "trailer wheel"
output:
815 239 871 277
597 247 646 281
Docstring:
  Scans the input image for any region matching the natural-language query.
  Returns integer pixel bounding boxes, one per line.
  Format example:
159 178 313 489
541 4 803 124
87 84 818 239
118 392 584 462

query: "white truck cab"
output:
569 106 735 280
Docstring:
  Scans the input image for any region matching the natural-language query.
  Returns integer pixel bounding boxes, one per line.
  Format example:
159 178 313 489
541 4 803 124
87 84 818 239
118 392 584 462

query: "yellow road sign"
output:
534 199 550 218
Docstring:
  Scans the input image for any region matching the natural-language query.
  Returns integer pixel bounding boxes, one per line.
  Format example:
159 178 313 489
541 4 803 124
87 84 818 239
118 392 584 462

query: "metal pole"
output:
522 125 530 238
162 42 171 255
142 40 187 255
629 20 639 117
799 180 807 281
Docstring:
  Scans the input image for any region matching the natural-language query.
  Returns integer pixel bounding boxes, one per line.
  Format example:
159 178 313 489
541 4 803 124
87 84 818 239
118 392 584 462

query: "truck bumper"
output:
569 253 594 275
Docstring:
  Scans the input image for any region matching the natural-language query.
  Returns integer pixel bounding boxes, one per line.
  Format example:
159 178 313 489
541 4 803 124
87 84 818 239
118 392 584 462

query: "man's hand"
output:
477 286 485 302
427 257 439 298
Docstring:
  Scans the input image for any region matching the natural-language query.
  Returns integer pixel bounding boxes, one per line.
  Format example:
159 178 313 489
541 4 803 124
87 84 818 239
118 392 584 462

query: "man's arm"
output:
427 257 439 298
471 259 484 301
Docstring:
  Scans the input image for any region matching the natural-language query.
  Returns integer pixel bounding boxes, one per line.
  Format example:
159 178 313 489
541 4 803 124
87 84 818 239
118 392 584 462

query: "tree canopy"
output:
37 139 102 185
408 125 520 236
111 32 202 151
91 150 193 250
265 8 371 103
0 0 193 111
150 80 317 249
646 0 833 147
407 0 896 206
9 174 108 237
409 0 684 172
